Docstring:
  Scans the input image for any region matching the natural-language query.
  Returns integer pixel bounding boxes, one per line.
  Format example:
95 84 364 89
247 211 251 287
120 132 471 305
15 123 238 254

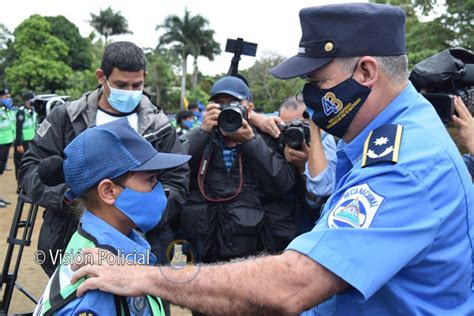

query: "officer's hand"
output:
284 142 309 173
249 112 283 139
71 248 150 297
221 119 255 143
452 96 474 155
201 103 221 134
15 145 24 154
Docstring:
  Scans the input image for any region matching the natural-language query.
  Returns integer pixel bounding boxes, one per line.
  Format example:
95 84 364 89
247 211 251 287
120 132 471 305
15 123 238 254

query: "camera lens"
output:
284 127 304 149
218 108 243 133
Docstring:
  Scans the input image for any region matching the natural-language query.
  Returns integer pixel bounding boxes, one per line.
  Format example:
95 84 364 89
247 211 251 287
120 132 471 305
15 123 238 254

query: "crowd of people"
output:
0 2 472 315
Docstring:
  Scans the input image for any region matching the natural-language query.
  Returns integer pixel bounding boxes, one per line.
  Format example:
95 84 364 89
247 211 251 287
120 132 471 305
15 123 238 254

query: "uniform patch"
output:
361 124 403 167
36 119 51 137
328 183 384 228
76 311 96 316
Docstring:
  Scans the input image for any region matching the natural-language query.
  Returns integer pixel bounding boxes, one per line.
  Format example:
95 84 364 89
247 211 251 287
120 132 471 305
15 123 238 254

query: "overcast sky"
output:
3 0 365 75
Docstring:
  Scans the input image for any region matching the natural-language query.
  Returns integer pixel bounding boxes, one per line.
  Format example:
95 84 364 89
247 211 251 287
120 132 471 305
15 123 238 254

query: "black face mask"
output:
303 74 372 138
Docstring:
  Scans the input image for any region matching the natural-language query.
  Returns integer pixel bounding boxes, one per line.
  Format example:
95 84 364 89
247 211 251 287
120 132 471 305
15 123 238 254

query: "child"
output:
34 118 190 315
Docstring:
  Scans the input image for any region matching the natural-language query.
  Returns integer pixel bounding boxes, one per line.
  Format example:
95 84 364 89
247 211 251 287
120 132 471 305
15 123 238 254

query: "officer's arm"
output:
241 132 296 196
15 109 24 146
19 105 70 210
73 250 348 315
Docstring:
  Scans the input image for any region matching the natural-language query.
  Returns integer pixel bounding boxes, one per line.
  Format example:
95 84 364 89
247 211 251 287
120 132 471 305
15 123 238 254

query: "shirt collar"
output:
339 82 418 165
80 210 156 265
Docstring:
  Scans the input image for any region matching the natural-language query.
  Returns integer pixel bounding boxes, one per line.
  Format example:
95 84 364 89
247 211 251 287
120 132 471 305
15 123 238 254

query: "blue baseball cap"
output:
63 118 190 198
209 76 252 101
271 3 406 79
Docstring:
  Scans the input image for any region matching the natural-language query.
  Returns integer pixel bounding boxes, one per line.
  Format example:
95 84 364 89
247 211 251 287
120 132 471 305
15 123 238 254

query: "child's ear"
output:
96 179 122 205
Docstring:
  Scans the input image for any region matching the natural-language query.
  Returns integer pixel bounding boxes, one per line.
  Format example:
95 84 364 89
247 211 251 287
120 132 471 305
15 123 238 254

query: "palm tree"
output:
90 7 132 44
190 29 221 88
157 8 220 108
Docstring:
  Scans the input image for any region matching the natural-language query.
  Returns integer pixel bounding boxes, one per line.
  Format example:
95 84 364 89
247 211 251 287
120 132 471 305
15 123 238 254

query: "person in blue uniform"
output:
70 3 474 315
33 118 189 315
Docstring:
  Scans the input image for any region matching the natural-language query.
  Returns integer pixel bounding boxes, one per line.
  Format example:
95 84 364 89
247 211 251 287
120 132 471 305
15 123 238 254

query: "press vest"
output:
37 230 165 316
0 107 15 144
20 108 37 142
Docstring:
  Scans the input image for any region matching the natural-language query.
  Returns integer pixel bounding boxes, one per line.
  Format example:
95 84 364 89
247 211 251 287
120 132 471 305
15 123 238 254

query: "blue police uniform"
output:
289 83 474 314
38 210 157 315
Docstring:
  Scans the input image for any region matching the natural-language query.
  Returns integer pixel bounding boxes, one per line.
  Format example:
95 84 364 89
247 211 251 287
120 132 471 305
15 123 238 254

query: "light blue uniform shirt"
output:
290 83 474 315
56 210 157 315
304 131 337 202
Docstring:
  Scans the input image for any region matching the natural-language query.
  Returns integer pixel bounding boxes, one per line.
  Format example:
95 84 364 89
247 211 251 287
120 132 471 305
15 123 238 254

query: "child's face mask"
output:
114 181 167 232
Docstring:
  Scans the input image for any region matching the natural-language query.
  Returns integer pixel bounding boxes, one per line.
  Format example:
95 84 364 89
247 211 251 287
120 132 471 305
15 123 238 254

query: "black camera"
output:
279 120 311 150
218 101 248 133
410 47 474 123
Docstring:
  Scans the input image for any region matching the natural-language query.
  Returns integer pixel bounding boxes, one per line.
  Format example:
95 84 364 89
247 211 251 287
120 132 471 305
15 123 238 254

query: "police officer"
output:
14 91 37 186
71 3 474 315
33 119 189 315
0 88 15 207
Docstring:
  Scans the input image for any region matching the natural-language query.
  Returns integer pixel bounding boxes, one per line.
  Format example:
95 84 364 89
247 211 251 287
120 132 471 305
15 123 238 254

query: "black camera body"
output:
218 101 248 133
279 120 311 150
410 47 474 123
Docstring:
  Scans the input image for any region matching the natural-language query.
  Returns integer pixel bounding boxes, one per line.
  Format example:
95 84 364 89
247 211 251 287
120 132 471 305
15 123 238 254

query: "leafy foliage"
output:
5 15 72 95
241 52 303 112
45 16 93 71
157 8 220 107
90 7 132 43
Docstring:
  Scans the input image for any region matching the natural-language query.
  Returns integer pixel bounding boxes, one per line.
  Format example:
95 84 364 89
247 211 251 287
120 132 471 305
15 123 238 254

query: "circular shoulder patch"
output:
328 183 384 228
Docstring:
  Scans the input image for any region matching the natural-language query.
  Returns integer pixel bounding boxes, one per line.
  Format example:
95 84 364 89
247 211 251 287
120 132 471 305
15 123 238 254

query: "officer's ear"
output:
96 179 122 206
353 56 378 88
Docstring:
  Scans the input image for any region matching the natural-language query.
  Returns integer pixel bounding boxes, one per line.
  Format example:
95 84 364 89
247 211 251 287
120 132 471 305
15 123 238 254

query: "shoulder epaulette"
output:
361 124 403 168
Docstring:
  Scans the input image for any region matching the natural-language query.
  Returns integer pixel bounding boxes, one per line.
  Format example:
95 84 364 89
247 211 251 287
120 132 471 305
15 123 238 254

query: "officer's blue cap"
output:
271 3 406 79
209 76 252 101
63 118 190 198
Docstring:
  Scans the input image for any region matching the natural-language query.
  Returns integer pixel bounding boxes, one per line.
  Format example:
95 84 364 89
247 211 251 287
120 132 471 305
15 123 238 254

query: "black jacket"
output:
180 127 297 262
19 88 189 275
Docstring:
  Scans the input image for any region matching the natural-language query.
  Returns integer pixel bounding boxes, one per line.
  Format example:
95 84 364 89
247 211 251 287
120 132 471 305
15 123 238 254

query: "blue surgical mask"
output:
106 80 143 113
183 120 194 129
114 181 168 232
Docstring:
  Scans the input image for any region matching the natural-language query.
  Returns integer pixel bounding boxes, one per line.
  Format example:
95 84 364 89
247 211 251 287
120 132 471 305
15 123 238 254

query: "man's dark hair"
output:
101 41 147 77
188 103 198 111
176 110 193 124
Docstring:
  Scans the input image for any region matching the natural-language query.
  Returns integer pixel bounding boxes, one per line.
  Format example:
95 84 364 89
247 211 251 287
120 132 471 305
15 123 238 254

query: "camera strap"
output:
198 135 244 202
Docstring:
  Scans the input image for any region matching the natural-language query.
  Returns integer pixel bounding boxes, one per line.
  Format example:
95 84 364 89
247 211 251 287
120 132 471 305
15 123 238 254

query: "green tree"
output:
372 0 472 68
0 23 15 86
157 8 220 108
5 14 72 95
145 47 178 110
45 15 93 71
443 0 474 50
89 7 132 44
190 28 221 88
241 52 303 112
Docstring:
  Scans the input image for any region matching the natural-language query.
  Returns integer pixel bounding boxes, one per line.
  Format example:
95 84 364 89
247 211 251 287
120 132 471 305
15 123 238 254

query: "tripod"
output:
0 189 39 316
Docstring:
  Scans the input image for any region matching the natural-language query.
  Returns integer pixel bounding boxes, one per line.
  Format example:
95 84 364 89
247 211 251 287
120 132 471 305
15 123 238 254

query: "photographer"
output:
181 76 296 266
453 95 474 179
251 97 337 232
